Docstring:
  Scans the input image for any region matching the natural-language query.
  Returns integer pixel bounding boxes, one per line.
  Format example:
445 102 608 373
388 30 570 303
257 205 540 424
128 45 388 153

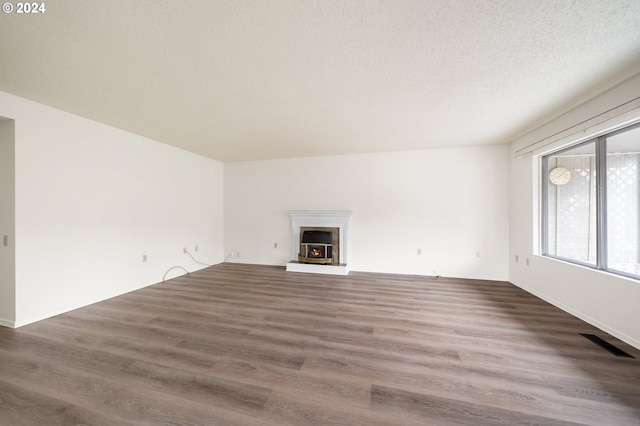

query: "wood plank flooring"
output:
1 263 639 425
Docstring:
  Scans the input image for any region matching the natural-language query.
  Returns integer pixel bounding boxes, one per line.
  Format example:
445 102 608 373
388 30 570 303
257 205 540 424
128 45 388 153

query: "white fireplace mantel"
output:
286 210 352 275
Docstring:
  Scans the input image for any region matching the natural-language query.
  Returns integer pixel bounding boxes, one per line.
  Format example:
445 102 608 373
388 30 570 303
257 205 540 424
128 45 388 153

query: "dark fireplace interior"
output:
298 228 339 265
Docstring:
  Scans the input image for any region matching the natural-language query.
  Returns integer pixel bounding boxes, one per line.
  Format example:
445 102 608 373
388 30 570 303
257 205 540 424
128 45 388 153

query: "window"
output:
542 123 640 279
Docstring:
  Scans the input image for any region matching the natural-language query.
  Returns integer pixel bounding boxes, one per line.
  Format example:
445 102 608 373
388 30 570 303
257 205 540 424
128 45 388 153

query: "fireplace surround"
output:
286 211 352 275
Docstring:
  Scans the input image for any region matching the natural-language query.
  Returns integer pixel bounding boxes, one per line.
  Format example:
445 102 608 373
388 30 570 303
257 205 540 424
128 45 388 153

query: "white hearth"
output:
286 211 352 275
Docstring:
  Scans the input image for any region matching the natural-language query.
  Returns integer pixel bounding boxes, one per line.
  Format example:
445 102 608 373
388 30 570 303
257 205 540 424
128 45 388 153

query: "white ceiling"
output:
1 0 640 162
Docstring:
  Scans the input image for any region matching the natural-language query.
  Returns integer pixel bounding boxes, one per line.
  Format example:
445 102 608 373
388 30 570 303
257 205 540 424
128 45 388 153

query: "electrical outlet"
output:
2 235 7 247
183 247 187 254
195 245 198 252
475 251 481 258
274 242 278 248
417 248 421 255
526 257 530 266
515 255 519 263
236 252 240 257
142 254 147 262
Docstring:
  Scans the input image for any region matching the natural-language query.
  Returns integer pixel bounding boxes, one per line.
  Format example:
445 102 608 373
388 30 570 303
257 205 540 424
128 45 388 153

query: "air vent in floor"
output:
580 333 635 358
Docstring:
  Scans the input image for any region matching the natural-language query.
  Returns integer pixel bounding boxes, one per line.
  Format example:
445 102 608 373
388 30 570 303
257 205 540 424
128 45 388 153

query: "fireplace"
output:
286 211 351 275
298 228 338 264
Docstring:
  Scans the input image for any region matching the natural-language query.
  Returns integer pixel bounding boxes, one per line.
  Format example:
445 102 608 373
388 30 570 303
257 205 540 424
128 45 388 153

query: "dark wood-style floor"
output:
1 263 639 425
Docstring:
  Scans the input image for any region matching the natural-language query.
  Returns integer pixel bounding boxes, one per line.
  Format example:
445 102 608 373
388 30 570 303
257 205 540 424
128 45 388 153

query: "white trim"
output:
515 99 640 158
510 278 640 351
0 317 15 328
12 282 157 328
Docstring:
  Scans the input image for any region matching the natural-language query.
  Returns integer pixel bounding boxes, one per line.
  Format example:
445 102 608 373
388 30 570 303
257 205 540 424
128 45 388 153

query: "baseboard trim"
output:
13 282 161 328
510 279 640 351
0 317 16 328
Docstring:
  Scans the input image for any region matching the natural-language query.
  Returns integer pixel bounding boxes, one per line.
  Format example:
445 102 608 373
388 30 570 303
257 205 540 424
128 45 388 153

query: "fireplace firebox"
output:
298 229 337 264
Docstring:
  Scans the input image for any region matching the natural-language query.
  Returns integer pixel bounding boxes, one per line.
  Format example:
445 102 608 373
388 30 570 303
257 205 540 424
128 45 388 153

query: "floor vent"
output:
580 334 635 358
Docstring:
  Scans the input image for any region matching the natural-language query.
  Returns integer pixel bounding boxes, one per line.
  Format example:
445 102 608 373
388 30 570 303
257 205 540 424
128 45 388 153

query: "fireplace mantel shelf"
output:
286 211 352 275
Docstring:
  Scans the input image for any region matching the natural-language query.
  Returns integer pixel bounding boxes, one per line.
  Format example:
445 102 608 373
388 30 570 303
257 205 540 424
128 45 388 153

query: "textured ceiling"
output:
1 0 640 162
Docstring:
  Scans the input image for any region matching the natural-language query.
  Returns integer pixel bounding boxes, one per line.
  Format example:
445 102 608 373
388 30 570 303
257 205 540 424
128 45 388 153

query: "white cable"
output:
184 249 211 267
163 251 228 283
162 266 191 282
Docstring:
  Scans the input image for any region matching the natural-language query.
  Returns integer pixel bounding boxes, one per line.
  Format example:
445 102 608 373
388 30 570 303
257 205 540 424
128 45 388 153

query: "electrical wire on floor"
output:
162 266 191 282
163 251 232 283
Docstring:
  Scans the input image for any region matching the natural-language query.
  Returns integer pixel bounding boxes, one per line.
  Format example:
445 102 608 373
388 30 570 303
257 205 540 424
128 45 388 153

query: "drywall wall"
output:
0 91 224 327
509 73 640 349
0 119 15 326
224 145 509 280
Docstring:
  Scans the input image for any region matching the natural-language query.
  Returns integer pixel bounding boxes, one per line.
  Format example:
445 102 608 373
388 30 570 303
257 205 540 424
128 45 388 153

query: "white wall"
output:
225 145 509 280
509 73 640 349
0 119 15 326
0 91 224 327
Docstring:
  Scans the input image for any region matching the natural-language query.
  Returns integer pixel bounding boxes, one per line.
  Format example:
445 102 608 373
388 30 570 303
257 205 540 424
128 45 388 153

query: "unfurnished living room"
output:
1 1 640 424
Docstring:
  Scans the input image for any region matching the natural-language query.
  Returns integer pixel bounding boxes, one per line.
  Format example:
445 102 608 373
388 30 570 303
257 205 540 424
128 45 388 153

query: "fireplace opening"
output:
299 230 334 264
308 246 328 258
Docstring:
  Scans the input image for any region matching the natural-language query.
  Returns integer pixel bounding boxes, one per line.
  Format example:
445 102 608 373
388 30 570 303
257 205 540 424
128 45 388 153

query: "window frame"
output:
540 122 640 281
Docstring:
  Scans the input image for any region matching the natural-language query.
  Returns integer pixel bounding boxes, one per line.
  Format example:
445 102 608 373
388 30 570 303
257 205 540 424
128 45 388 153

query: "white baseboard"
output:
0 317 16 328
510 279 640 351
12 282 158 328
12 264 220 328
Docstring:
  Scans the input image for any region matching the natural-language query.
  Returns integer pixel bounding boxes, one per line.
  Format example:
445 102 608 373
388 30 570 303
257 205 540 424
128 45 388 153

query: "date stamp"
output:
3 2 46 14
